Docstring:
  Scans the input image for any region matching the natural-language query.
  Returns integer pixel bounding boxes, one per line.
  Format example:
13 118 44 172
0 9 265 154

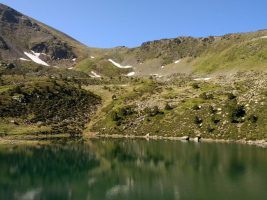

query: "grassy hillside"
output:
75 57 131 77
90 72 267 140
75 30 267 77
192 31 267 73
0 70 101 137
0 4 267 142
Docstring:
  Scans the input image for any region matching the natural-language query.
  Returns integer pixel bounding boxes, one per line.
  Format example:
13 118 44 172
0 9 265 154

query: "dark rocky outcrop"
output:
51 43 76 59
1 10 19 23
31 42 76 59
0 36 8 50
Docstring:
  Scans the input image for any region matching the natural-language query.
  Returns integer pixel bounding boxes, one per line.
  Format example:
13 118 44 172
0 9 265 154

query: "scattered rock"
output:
193 135 201 142
181 136 189 141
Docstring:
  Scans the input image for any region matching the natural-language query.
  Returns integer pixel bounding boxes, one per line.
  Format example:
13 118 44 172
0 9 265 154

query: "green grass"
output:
0 122 50 136
75 29 267 77
0 85 14 93
75 57 131 77
193 38 267 74
91 71 267 140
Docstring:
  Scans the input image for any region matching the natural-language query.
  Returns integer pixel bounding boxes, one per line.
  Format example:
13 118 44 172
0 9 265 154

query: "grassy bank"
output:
90 71 267 141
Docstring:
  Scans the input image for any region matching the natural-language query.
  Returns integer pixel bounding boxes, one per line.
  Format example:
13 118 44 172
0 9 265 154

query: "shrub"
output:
194 116 203 125
112 94 117 100
111 111 121 121
208 105 216 114
144 106 163 116
200 92 214 100
207 126 215 133
211 116 220 124
248 114 258 123
192 104 200 110
229 105 246 123
227 93 236 100
111 106 135 124
192 83 200 89
165 103 173 110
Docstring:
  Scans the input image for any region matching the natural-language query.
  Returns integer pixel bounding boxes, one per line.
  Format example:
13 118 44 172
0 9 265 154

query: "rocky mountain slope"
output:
0 3 266 142
0 3 266 78
90 71 267 141
79 30 267 78
0 3 88 68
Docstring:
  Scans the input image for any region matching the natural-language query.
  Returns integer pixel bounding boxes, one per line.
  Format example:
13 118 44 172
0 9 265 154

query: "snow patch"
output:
20 58 30 61
24 51 49 66
68 67 74 70
90 56 95 59
193 77 211 81
108 59 132 69
161 66 165 69
126 72 135 77
31 51 41 57
72 58 77 62
174 59 181 64
90 71 101 78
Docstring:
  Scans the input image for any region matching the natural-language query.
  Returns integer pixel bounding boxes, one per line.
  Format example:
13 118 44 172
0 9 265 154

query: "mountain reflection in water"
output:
0 139 267 200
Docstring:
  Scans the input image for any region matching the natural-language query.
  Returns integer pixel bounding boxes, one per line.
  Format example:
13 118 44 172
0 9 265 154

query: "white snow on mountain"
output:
90 71 101 78
108 59 132 69
126 72 135 76
24 51 49 66
19 58 30 61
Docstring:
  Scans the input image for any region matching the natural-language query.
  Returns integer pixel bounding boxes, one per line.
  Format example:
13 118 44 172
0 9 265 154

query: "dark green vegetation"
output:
0 80 100 136
1 140 267 199
0 62 101 136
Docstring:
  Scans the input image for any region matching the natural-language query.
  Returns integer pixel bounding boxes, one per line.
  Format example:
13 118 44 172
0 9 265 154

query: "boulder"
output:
0 36 8 50
194 135 202 142
181 136 189 141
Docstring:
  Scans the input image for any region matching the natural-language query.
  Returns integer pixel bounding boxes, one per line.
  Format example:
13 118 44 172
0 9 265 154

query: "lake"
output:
0 139 267 200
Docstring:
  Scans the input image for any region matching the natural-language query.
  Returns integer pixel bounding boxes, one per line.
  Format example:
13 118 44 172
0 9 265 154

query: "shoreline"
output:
87 133 267 148
0 133 267 148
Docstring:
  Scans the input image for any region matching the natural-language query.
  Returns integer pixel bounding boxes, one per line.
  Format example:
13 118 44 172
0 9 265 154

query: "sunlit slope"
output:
76 30 267 77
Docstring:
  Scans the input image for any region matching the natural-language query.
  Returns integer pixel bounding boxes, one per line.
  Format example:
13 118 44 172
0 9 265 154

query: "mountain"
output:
0 3 267 142
0 3 88 68
78 30 267 77
0 3 266 77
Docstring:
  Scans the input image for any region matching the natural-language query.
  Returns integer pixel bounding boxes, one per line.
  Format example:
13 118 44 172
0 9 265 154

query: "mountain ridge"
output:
0 3 266 77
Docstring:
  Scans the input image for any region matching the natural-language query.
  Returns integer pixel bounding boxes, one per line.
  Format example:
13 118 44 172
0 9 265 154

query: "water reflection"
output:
0 140 267 200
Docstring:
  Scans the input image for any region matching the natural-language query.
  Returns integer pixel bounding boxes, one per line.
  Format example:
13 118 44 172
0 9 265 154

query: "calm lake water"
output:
0 139 267 200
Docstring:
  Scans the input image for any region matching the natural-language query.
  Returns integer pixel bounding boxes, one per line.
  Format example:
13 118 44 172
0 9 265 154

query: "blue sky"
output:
1 0 267 48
